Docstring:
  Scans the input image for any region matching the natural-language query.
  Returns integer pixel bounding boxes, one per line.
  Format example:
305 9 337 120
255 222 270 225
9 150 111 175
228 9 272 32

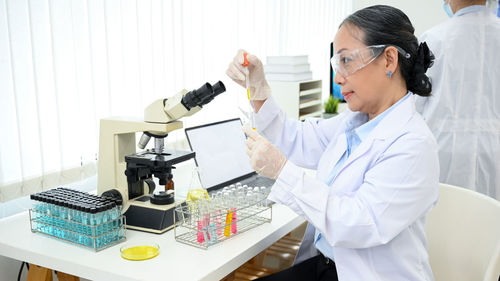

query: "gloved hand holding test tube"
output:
226 49 272 130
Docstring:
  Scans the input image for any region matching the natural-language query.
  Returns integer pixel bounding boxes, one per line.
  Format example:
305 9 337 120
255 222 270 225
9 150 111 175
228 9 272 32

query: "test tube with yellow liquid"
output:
242 53 256 131
224 209 233 237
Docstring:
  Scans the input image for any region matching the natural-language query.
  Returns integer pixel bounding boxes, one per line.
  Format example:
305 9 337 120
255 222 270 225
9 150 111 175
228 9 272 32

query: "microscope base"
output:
123 196 185 234
126 224 173 234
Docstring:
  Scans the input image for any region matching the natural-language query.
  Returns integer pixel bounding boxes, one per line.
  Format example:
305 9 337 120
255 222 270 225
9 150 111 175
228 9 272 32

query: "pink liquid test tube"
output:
231 208 237 234
197 220 204 243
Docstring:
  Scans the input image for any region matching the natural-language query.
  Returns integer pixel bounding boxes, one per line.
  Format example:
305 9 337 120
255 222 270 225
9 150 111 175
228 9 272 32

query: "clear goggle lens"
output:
331 44 410 77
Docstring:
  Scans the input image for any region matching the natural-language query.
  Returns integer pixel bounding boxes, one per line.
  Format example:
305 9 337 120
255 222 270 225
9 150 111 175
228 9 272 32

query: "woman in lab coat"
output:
416 0 500 199
227 5 438 281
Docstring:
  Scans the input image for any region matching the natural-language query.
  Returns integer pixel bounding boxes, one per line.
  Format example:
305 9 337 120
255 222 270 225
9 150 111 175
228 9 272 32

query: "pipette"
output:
242 53 256 130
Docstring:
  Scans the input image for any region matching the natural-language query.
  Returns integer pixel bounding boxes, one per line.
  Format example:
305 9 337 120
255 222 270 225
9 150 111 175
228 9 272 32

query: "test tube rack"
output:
29 188 126 252
174 191 272 250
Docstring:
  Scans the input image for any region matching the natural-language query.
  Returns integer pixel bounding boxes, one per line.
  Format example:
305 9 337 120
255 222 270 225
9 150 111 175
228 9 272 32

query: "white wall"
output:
353 0 448 37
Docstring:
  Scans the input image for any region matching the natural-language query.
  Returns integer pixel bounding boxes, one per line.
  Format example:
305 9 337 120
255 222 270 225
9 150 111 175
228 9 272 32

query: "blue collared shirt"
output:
454 5 488 17
314 92 411 260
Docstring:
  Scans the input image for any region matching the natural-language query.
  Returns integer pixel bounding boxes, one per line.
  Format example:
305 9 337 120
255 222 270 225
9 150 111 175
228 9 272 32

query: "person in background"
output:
416 0 500 200
227 5 438 281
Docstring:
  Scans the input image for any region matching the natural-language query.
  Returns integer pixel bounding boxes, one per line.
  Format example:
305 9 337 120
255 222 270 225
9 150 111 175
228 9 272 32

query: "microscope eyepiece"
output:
212 81 226 96
181 82 212 110
181 81 226 110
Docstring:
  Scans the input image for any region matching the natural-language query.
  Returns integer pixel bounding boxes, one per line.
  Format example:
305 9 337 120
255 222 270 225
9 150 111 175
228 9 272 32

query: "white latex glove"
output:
243 125 287 179
226 49 271 100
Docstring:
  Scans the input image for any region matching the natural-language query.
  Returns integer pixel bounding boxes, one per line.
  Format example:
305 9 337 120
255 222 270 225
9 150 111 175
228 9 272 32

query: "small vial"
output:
94 205 104 247
45 197 53 223
203 208 211 241
117 216 125 239
62 201 70 232
56 200 66 239
253 186 262 206
165 175 174 191
261 186 269 195
231 208 237 234
202 227 209 246
236 186 245 207
209 223 218 244
214 209 223 236
246 191 254 206
64 202 72 241
229 184 236 190
247 186 253 195
108 202 118 241
102 203 111 235
76 205 85 246
89 207 98 240
197 220 205 243
224 209 233 237
30 194 43 214
51 199 61 238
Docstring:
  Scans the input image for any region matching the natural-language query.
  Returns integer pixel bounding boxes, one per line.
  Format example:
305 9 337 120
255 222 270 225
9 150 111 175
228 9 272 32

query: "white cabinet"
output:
269 80 323 121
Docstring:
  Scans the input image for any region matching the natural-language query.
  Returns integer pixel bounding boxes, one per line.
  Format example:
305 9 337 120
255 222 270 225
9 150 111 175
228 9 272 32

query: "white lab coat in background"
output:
255 94 439 281
416 7 500 199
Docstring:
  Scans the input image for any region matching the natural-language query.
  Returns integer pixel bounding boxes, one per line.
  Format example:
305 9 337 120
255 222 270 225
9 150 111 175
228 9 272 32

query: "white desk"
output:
0 204 304 281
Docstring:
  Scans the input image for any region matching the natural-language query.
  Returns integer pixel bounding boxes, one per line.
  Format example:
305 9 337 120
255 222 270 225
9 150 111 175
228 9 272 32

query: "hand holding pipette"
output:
226 49 272 109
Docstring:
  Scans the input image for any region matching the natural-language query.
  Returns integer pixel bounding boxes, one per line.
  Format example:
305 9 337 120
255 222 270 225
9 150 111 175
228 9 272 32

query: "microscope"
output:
97 81 225 233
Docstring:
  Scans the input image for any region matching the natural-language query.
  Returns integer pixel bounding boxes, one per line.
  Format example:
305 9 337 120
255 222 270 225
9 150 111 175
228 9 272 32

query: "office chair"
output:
426 183 500 281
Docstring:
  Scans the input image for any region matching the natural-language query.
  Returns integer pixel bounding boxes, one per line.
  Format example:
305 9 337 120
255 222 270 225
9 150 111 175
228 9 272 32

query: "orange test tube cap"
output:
242 53 250 67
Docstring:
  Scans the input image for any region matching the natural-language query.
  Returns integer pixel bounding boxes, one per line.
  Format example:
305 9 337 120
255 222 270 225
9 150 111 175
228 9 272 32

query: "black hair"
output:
340 5 434 97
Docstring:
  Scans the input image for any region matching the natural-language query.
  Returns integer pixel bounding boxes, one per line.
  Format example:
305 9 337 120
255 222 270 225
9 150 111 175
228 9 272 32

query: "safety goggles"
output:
331 44 410 77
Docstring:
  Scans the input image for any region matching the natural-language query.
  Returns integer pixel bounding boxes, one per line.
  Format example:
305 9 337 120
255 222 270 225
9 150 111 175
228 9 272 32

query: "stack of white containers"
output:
264 55 312 82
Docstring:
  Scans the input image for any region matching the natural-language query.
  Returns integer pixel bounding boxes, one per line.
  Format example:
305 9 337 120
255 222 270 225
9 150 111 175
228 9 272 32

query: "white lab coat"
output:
416 7 500 199
255 94 439 281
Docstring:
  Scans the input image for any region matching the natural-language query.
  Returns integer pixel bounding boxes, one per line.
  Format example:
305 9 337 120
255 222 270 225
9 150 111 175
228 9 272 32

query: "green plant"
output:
324 96 339 114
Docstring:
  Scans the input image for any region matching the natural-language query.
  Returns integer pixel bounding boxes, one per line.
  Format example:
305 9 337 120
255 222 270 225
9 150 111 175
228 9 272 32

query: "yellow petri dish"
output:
120 243 160 261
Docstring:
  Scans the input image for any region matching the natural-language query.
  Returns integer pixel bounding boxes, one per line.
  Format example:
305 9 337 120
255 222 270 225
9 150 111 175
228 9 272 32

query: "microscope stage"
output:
125 149 195 167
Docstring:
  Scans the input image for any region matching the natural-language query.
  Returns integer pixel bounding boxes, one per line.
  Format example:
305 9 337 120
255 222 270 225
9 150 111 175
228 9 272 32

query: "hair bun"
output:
408 42 435 96
413 42 435 74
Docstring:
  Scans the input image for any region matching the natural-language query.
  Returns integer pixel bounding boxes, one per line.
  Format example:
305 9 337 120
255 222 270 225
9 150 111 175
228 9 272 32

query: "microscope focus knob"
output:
144 179 156 194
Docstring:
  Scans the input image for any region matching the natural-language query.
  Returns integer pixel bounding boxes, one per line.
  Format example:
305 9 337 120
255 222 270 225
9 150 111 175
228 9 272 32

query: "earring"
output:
387 71 392 78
